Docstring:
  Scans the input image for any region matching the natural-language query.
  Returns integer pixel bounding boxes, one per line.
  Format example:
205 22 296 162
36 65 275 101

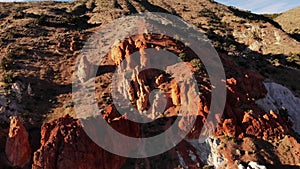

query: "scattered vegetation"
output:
35 14 47 25
287 53 300 65
178 52 187 61
199 8 219 21
13 11 25 19
190 58 202 71
263 13 281 20
1 71 14 83
0 57 12 70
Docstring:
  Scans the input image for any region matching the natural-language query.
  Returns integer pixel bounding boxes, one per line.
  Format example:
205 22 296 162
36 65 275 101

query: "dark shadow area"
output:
96 65 116 76
253 139 282 166
228 6 283 30
34 14 99 30
0 73 72 169
132 0 170 13
203 24 300 97
264 164 300 169
70 4 89 15
81 114 203 169
0 13 9 19
14 75 72 125
125 0 138 14
290 33 300 42
114 0 123 10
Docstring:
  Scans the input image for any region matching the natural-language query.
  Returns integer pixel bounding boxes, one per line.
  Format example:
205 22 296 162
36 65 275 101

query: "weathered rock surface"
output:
188 137 225 168
31 112 205 169
107 34 294 143
256 82 300 134
5 116 31 168
0 1 300 169
232 22 300 55
110 35 201 124
32 114 132 169
214 57 292 141
77 55 95 83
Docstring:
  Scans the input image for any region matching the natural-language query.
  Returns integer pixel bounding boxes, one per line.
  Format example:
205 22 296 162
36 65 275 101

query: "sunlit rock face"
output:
5 116 31 168
256 82 300 134
187 137 226 168
32 115 132 169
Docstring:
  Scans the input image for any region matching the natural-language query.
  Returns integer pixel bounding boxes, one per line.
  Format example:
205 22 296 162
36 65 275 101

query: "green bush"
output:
178 52 187 61
0 57 11 69
190 58 202 71
1 71 14 83
35 14 47 25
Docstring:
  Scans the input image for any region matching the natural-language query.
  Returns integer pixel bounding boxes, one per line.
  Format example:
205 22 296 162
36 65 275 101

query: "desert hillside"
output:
0 1 299 169
275 7 300 40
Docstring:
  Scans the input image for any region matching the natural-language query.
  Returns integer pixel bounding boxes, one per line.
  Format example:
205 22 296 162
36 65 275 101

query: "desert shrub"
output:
13 11 25 19
228 44 236 51
178 52 187 61
263 13 281 20
239 19 246 24
18 47 29 56
6 50 14 58
259 24 267 28
199 9 219 21
279 107 289 120
1 71 14 83
270 58 280 66
190 58 202 71
0 37 4 44
0 57 11 70
287 53 300 64
220 21 229 28
35 14 47 25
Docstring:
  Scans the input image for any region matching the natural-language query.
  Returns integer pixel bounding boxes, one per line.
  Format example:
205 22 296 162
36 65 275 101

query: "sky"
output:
214 0 300 14
0 0 299 14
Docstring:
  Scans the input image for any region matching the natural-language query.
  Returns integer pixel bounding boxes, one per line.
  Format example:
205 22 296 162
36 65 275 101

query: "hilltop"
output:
275 6 300 41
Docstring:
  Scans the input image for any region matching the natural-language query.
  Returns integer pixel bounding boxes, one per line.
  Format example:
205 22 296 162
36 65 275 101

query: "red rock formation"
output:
31 111 204 169
107 34 293 142
32 114 137 169
58 34 298 168
5 116 31 168
214 56 292 141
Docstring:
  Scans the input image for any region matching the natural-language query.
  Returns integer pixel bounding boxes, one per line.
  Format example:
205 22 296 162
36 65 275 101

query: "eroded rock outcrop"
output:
107 34 294 143
5 116 31 168
214 57 292 141
256 82 300 134
110 35 201 124
188 137 225 168
77 55 95 83
32 114 133 169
